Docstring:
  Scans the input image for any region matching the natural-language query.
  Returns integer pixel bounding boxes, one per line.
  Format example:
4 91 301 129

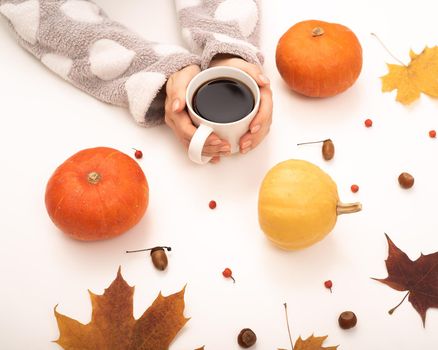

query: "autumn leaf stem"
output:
388 291 410 315
297 140 327 146
126 246 171 254
371 33 407 66
283 303 294 350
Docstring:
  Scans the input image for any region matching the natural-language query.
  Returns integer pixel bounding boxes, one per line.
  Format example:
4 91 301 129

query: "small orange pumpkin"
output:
45 147 149 241
276 19 363 97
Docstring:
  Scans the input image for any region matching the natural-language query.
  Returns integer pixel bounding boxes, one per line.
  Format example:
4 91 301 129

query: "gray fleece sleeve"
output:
0 0 200 126
175 0 264 69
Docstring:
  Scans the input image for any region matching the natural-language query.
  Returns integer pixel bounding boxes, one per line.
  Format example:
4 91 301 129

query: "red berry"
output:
429 130 436 138
222 268 235 283
364 119 373 128
133 148 143 159
222 268 232 277
209 200 217 209
324 280 333 293
351 184 359 193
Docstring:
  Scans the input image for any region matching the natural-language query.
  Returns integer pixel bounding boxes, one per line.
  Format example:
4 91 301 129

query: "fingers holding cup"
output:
239 85 273 154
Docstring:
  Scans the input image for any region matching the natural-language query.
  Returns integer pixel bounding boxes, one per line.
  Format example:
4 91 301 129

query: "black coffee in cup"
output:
192 78 255 123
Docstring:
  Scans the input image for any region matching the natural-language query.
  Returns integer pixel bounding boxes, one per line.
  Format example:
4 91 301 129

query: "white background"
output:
1 0 438 349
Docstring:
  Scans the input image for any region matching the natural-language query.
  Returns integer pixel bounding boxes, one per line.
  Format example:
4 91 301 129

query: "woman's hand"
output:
165 64 231 164
209 55 273 154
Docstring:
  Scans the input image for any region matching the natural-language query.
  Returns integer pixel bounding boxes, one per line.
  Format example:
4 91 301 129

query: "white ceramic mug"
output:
186 66 260 165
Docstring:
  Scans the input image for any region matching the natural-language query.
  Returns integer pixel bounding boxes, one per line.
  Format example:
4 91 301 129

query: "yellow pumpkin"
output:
258 159 361 250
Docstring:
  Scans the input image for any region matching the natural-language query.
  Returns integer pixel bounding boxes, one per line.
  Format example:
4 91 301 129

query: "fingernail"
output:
220 145 230 152
221 151 231 156
242 141 252 149
172 99 180 112
209 139 222 146
259 74 270 85
251 125 261 134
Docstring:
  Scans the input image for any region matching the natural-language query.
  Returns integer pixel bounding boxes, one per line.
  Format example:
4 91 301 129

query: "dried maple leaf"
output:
373 234 438 326
54 267 201 350
279 304 338 350
278 334 338 350
294 335 338 350
380 46 438 104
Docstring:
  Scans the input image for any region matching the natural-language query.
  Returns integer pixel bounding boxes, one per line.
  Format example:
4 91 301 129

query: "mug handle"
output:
188 124 214 165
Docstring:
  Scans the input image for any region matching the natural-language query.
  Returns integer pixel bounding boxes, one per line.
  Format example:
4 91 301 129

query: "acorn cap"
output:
150 247 165 255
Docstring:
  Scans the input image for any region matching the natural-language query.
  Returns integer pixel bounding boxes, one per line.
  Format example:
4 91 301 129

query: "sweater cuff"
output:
128 52 201 127
200 35 264 70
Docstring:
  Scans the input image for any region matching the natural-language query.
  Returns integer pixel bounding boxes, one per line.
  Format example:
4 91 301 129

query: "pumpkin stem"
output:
371 33 407 66
312 27 325 37
336 202 362 215
87 172 101 184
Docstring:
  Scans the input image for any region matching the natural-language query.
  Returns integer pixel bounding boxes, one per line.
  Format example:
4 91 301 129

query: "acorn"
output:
126 246 172 271
297 138 335 161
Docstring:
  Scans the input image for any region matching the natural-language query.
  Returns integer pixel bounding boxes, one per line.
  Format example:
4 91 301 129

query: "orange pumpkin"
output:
276 20 363 97
45 147 149 241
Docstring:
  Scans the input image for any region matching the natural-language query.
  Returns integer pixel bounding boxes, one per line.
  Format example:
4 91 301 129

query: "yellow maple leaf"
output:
293 334 338 350
381 46 438 104
53 267 201 350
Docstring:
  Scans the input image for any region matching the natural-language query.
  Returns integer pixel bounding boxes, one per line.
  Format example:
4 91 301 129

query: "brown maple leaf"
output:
373 234 438 326
54 267 201 350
